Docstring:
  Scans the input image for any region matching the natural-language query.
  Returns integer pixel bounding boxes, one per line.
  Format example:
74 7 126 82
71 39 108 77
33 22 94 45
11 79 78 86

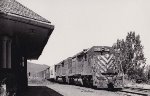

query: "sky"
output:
16 0 150 66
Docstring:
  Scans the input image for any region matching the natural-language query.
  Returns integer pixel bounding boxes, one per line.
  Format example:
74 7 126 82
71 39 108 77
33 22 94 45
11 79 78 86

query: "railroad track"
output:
75 86 150 96
117 87 150 96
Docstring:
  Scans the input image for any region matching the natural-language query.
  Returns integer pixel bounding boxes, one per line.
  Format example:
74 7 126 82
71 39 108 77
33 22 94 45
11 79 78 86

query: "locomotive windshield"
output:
100 51 109 55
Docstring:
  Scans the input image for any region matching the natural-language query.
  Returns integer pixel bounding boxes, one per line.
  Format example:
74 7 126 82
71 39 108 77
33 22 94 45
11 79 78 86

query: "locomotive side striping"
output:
94 56 106 72
99 54 113 64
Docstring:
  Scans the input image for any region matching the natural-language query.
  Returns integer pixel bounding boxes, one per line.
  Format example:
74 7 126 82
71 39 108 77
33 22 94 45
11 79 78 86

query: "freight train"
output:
39 46 124 89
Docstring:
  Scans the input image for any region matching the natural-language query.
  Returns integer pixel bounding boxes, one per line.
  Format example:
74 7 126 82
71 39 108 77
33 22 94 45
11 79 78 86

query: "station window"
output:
84 54 87 61
62 62 64 67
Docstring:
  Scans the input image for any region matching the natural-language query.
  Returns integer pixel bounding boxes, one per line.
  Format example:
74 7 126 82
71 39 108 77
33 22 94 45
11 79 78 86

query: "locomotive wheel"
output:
66 77 70 84
92 85 97 89
69 78 74 85
56 77 59 83
82 78 89 87
62 77 66 83
88 77 93 88
82 77 93 87
82 78 86 86
68 78 71 84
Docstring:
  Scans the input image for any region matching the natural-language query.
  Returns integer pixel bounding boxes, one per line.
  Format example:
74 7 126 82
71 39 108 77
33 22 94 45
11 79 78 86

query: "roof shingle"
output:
0 0 50 23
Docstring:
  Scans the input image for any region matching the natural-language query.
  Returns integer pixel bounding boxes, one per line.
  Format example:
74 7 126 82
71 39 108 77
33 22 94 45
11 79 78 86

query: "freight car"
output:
49 65 56 81
49 46 124 89
36 67 50 79
45 67 50 80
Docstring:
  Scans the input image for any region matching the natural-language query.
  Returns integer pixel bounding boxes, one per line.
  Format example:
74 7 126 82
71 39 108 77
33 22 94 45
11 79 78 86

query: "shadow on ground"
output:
22 86 63 96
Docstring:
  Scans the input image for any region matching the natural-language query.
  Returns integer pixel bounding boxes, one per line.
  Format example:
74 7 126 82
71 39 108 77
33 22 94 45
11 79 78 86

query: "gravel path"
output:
25 81 150 96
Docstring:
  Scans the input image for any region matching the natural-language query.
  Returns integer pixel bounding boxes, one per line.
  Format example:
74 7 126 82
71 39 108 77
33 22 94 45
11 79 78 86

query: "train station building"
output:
0 0 54 95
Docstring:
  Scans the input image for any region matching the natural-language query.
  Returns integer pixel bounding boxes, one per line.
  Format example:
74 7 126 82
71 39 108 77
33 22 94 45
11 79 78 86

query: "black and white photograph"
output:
0 0 150 96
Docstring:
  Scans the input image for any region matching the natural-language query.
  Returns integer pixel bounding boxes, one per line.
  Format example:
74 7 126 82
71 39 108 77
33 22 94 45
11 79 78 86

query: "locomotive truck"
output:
49 46 124 89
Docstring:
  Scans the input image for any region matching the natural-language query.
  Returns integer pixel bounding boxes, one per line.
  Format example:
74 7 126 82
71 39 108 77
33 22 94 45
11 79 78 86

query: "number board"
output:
94 47 110 52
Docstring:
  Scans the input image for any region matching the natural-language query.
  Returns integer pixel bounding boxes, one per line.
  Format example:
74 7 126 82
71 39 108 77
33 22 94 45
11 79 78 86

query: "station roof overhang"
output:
0 0 54 59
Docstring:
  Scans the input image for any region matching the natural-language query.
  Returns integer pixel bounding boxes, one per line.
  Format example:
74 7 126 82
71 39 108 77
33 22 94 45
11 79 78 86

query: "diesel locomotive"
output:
47 46 124 89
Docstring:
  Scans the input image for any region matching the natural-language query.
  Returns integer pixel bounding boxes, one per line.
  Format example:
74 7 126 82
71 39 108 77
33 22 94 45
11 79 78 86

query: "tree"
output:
113 32 146 79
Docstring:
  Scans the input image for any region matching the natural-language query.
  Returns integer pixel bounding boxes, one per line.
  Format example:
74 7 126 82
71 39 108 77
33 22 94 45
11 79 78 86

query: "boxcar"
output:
49 65 56 81
45 67 50 80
